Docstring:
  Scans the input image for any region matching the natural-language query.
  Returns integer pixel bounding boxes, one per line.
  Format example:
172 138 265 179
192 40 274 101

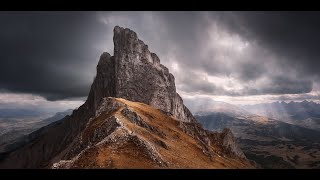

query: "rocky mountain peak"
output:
87 26 196 122
0 26 251 169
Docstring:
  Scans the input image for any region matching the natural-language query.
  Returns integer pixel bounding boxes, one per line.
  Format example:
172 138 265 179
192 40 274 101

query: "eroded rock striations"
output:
0 26 250 168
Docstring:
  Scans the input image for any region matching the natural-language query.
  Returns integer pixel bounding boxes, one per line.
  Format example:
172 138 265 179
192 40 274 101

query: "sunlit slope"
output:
53 98 254 169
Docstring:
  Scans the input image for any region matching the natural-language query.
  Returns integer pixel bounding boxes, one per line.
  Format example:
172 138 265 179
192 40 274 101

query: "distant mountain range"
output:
185 98 254 120
195 100 320 168
242 101 320 131
0 108 51 119
0 109 73 154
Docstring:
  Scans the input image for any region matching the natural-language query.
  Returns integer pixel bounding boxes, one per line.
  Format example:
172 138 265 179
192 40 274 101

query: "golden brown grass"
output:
70 98 254 169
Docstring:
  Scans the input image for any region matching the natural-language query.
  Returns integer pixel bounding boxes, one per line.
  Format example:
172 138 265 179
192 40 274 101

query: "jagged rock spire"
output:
86 26 196 122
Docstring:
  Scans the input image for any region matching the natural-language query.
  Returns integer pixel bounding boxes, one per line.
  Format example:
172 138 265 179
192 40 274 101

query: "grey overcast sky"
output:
1 11 320 112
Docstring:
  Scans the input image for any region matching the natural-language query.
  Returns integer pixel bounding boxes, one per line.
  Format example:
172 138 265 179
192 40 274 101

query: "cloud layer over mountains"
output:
0 11 319 105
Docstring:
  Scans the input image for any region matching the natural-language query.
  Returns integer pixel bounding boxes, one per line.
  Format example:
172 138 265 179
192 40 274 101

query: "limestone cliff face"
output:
87 26 196 123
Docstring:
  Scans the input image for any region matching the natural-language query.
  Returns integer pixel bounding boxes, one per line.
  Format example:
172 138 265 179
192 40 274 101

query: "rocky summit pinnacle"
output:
86 26 196 123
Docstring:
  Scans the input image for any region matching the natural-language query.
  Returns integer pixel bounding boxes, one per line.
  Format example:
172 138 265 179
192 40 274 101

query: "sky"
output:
1 11 320 114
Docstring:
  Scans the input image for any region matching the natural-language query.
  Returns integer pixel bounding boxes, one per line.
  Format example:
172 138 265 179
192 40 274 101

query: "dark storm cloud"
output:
176 70 225 95
163 11 320 96
1 11 319 101
231 11 320 78
0 12 113 100
177 71 312 96
246 77 313 95
118 11 318 96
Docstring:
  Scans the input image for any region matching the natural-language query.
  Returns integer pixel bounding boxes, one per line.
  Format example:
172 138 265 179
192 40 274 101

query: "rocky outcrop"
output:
121 107 166 138
87 26 196 123
219 128 246 158
208 128 246 159
179 121 246 159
